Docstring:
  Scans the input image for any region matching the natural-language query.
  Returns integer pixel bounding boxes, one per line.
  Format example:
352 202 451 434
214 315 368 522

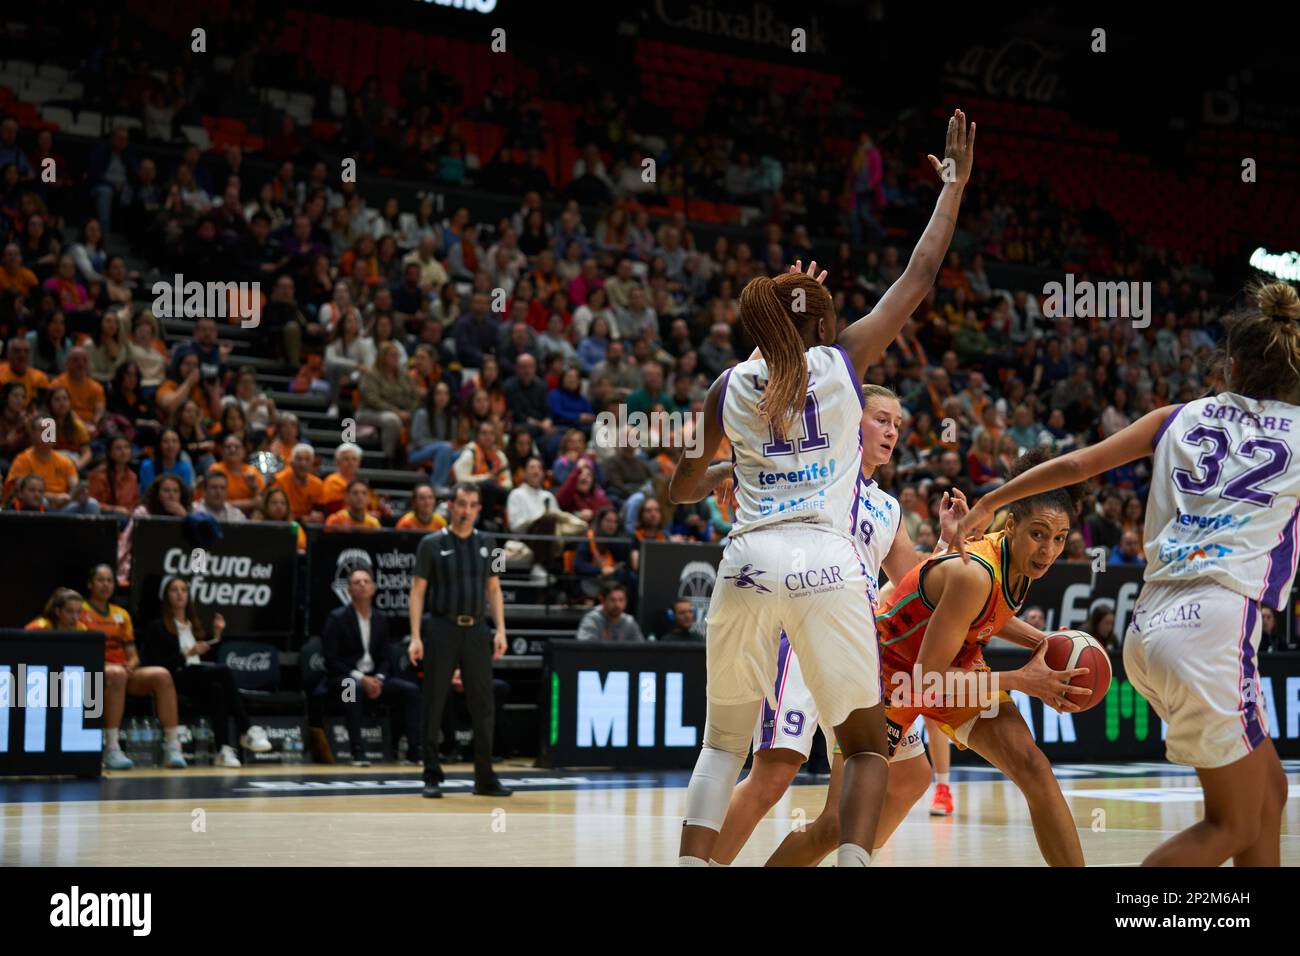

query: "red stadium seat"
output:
310 120 340 141
307 13 332 60
13 102 40 127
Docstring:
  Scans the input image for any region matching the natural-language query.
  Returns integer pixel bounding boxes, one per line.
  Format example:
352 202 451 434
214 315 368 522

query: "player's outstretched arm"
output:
668 374 731 504
836 109 975 374
952 405 1177 560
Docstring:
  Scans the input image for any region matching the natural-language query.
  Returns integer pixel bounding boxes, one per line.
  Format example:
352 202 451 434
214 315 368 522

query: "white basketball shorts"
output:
1123 579 1270 769
705 522 879 728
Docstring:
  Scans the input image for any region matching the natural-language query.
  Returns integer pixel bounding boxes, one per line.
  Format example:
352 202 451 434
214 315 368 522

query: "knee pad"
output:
682 746 747 832
682 700 756 831
702 720 751 757
701 699 757 756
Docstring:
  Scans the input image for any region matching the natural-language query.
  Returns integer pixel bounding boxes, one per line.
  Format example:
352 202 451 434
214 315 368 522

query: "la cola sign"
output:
945 37 1062 104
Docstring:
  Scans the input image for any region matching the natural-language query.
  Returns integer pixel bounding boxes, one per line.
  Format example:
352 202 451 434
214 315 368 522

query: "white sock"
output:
708 858 729 867
105 728 120 750
936 772 950 786
678 856 709 867
164 728 181 749
836 843 872 867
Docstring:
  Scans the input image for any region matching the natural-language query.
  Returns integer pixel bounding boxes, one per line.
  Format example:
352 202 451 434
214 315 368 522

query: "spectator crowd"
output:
1 5 1282 675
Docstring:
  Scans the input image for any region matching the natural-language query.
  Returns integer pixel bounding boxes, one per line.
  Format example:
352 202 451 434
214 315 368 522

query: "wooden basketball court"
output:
4 760 1297 866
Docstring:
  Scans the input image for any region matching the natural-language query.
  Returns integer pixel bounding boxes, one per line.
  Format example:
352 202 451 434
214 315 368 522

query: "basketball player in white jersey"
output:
952 282 1300 867
711 389 1063 866
671 110 975 867
707 385 968 864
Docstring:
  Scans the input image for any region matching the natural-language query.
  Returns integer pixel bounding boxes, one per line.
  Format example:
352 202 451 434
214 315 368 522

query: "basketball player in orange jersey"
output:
879 577 957 817
708 386 967 865
952 283 1300 867
768 448 1093 866
878 574 958 817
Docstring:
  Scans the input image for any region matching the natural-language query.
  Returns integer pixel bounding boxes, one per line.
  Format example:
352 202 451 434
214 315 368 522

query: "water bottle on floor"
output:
131 719 145 767
125 718 142 764
141 719 160 768
195 719 213 766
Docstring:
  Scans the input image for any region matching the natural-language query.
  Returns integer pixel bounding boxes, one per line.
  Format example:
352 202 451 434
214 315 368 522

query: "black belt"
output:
451 614 476 627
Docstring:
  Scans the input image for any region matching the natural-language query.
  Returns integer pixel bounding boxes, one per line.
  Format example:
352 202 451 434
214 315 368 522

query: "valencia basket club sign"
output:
306 528 424 638
638 541 723 635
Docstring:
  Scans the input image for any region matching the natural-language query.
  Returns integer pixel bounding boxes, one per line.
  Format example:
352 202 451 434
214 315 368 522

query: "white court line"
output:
22 810 1300 839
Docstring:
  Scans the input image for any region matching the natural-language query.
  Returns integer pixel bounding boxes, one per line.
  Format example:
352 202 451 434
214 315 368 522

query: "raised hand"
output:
936 488 969 545
788 259 828 285
951 498 996 563
926 108 976 186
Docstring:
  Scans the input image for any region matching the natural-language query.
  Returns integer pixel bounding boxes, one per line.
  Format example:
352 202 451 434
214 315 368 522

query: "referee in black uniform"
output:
409 483 512 798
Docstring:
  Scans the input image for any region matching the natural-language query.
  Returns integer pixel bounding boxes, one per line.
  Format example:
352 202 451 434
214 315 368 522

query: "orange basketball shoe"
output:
930 783 954 816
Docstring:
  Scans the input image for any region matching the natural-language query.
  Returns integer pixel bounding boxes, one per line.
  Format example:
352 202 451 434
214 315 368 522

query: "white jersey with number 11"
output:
718 344 865 540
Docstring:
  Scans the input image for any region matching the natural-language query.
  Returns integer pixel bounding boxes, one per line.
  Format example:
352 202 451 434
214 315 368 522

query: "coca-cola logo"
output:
226 651 272 672
944 38 1062 103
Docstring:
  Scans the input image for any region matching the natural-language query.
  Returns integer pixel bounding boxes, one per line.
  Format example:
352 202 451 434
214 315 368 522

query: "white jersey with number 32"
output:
1145 392 1300 606
719 344 864 540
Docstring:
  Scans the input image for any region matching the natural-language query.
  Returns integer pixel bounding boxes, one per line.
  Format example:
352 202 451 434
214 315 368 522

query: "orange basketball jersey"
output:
875 530 1029 672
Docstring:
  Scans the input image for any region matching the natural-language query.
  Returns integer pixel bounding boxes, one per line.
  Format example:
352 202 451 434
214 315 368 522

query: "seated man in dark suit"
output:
322 567 422 766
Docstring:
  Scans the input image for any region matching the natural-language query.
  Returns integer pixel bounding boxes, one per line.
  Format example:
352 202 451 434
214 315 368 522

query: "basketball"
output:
1043 630 1112 712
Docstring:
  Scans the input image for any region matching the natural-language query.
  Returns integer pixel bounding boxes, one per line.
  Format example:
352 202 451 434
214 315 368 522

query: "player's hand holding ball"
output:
1015 640 1092 713
1042 630 1112 712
